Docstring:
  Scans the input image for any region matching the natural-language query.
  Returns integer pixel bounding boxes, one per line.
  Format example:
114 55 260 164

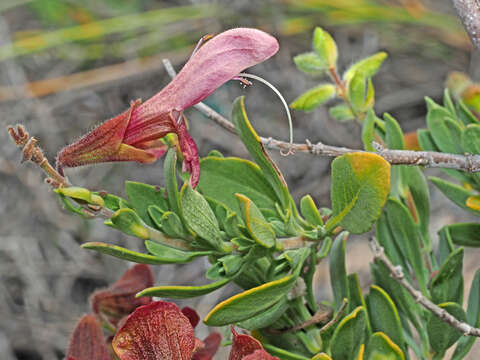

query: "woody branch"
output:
162 59 480 173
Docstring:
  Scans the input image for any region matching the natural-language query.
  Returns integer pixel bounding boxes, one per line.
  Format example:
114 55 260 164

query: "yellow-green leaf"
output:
366 332 405 360
312 26 337 68
290 84 335 112
326 153 390 233
136 277 230 299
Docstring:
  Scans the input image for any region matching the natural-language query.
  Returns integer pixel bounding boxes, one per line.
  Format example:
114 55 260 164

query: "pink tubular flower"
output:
56 28 279 186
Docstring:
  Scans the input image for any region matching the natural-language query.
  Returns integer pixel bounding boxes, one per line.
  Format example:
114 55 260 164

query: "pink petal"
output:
112 301 195 360
66 314 110 360
132 28 279 127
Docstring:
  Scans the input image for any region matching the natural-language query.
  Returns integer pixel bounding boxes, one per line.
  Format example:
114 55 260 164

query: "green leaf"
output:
290 84 335 112
426 107 463 154
456 100 478 125
149 208 186 238
417 129 440 152
384 113 405 150
164 148 182 216
452 270 480 359
348 70 366 112
137 277 231 299
443 89 457 117
81 242 186 264
144 240 210 263
293 52 327 74
438 225 455 265
311 353 332 360
427 302 467 354
348 273 370 329
204 274 298 326
55 186 104 206
300 195 323 226
330 231 350 311
366 332 405 360
105 208 149 240
330 306 367 360
180 184 223 251
370 261 422 332
236 193 276 248
382 198 428 294
237 298 289 330
330 104 355 122
429 176 480 215
366 285 405 354
444 222 480 247
461 124 480 154
312 26 337 68
327 152 391 234
362 109 377 151
198 157 279 214
262 343 311 360
343 52 388 82
125 181 168 227
430 247 464 304
94 192 130 211
232 96 290 209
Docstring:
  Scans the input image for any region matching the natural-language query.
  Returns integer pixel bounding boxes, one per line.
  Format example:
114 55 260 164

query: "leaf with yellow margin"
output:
326 153 390 234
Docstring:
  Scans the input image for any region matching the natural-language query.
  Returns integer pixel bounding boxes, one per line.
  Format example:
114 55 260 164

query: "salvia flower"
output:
56 28 279 186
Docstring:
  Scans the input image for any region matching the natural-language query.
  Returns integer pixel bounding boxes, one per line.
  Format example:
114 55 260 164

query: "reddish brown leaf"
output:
229 326 264 360
91 264 154 325
66 314 109 360
112 301 195 360
181 306 200 329
193 332 222 360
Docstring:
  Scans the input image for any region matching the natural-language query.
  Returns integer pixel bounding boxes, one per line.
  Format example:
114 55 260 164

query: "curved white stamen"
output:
238 72 294 155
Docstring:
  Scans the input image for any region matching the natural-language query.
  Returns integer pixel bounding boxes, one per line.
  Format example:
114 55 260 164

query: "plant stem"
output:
163 58 480 174
369 236 480 337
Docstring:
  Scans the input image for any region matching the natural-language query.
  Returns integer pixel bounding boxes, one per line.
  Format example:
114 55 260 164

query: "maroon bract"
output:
65 314 110 360
182 306 201 329
112 301 195 360
91 264 154 326
229 327 279 360
56 28 279 187
192 332 222 360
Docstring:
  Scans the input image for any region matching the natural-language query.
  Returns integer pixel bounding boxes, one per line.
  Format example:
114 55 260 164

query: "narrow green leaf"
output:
290 84 335 112
204 274 297 326
300 195 323 226
125 181 168 227
382 198 428 293
430 247 464 304
236 193 276 248
366 332 405 360
164 148 182 216
237 298 289 330
366 285 405 354
427 107 463 154
144 240 210 263
262 343 311 360
362 109 376 151
106 208 149 240
456 100 478 125
180 184 223 251
461 124 480 154
452 270 480 359
429 176 480 215
417 129 440 152
444 222 480 247
327 152 390 234
349 70 366 112
427 302 467 354
82 242 183 264
232 96 290 209
438 225 455 265
137 277 230 299
384 113 405 150
330 306 367 360
330 231 350 311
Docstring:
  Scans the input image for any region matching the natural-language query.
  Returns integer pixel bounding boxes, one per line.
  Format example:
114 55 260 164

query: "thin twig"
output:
319 298 348 334
369 237 480 337
451 0 480 50
162 58 480 173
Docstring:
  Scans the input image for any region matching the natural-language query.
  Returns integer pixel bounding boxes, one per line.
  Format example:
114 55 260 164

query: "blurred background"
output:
1 0 479 358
